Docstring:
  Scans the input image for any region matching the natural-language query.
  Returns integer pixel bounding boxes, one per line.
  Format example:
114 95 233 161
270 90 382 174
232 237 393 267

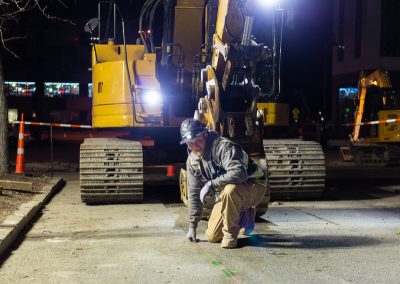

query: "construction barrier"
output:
343 117 400 127
12 120 92 176
12 121 92 129
15 114 25 174
12 120 182 178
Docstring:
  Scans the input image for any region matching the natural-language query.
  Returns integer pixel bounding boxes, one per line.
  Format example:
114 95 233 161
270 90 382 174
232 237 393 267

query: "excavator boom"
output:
352 69 392 142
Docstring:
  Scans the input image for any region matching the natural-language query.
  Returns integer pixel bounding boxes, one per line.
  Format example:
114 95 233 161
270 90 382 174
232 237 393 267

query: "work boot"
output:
221 236 237 249
238 207 256 236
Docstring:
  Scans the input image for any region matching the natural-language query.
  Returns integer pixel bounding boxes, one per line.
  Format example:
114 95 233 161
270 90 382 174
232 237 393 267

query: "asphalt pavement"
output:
0 172 399 283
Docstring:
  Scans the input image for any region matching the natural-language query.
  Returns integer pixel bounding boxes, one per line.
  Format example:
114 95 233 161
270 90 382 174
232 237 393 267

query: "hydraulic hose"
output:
149 0 162 52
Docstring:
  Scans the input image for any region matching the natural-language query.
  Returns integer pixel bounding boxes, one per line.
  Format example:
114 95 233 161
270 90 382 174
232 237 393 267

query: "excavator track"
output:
263 139 326 199
352 143 400 167
80 138 143 204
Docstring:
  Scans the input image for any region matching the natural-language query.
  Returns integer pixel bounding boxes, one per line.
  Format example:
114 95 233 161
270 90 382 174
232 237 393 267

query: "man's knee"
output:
206 228 222 243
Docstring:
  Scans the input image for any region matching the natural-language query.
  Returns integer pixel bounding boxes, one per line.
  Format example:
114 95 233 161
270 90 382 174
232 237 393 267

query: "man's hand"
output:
200 181 213 203
186 227 197 242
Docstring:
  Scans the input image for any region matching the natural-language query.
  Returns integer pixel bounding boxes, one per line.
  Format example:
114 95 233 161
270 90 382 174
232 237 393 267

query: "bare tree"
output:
0 54 7 173
0 0 68 174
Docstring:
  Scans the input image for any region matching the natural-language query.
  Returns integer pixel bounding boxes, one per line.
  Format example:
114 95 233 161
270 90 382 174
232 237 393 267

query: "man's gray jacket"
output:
186 131 248 229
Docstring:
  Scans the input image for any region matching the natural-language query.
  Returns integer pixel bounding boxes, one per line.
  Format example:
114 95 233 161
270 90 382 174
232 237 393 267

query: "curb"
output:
0 178 65 259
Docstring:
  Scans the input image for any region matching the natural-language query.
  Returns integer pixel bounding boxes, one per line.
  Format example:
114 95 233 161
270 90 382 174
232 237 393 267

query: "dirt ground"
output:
2 139 79 224
0 173 49 223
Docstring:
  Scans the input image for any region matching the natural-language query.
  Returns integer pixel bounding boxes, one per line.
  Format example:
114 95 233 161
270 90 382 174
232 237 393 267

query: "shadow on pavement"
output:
239 233 382 249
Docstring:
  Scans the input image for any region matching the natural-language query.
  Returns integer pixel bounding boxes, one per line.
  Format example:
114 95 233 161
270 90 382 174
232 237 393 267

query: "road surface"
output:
0 172 399 283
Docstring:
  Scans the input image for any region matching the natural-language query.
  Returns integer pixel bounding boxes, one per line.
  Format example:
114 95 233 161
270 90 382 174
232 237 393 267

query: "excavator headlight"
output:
258 0 279 8
142 90 162 105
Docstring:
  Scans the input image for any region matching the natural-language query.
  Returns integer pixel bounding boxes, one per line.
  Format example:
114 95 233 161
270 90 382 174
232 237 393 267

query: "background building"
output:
331 0 400 134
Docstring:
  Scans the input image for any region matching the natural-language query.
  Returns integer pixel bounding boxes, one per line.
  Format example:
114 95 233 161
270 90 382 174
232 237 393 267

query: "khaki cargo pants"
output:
206 180 268 242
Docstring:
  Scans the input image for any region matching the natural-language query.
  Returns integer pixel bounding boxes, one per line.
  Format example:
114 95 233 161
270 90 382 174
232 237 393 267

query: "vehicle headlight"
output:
142 90 162 105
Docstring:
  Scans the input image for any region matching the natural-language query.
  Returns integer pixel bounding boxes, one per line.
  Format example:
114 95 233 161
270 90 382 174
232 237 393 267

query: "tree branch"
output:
0 0 74 57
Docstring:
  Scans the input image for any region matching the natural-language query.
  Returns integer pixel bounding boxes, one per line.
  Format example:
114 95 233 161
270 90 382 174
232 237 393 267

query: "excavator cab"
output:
361 88 400 141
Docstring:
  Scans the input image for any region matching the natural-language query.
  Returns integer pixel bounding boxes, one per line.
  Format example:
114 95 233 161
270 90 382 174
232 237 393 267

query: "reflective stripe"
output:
343 117 400 127
17 148 24 155
189 156 200 171
26 122 50 126
12 121 92 128
18 133 24 139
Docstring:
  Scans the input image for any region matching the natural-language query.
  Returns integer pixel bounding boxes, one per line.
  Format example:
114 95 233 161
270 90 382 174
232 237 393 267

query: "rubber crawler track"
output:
80 138 144 204
264 139 326 199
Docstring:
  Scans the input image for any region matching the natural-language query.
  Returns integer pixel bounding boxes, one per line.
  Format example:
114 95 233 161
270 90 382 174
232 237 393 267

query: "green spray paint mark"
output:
223 268 235 277
212 260 222 266
205 256 234 277
197 244 241 283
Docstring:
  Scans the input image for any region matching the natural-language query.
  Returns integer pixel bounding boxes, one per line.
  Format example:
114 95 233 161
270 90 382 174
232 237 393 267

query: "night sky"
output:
3 0 333 119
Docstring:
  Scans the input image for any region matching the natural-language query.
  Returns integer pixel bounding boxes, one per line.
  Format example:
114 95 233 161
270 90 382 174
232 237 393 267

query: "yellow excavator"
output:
80 0 326 205
341 68 400 166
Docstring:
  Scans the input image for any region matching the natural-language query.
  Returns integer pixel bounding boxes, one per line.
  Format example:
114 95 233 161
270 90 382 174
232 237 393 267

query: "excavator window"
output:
361 87 400 138
381 90 400 109
364 88 400 112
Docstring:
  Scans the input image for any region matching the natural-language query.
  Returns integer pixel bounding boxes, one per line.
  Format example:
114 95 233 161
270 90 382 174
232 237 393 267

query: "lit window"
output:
88 83 93 98
338 87 358 124
44 82 80 97
4 81 36 96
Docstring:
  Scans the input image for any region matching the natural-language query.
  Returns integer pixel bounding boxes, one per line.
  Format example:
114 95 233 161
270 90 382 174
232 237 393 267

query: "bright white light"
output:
142 90 162 105
258 0 279 8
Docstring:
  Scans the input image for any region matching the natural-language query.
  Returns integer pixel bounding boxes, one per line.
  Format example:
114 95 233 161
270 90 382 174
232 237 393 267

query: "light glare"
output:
143 90 162 105
258 0 279 7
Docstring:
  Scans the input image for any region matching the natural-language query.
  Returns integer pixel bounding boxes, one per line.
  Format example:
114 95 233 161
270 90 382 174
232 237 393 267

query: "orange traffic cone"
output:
166 165 176 177
15 113 25 174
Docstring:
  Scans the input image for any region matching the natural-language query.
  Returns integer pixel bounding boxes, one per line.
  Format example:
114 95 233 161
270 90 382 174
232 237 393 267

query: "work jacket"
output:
186 131 265 229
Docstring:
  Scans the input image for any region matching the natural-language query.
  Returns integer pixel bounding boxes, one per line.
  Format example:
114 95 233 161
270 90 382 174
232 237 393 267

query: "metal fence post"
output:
50 125 53 177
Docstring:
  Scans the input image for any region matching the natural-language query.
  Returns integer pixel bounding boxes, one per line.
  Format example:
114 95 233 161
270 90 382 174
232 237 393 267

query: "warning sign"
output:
292 107 300 120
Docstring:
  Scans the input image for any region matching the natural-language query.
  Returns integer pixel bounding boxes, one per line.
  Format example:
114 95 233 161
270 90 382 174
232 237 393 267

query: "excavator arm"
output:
195 0 326 202
351 68 392 142
197 0 268 155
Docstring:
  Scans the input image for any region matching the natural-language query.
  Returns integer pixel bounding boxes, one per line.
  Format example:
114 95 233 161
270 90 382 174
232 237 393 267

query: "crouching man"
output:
180 118 270 249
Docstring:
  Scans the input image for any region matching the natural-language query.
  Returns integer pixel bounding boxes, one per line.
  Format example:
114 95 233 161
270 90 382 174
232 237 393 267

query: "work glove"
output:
186 227 197 242
200 181 213 203
200 181 216 209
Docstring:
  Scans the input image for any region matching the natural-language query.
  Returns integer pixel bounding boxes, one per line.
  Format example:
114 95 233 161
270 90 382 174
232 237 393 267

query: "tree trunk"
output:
0 55 9 174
